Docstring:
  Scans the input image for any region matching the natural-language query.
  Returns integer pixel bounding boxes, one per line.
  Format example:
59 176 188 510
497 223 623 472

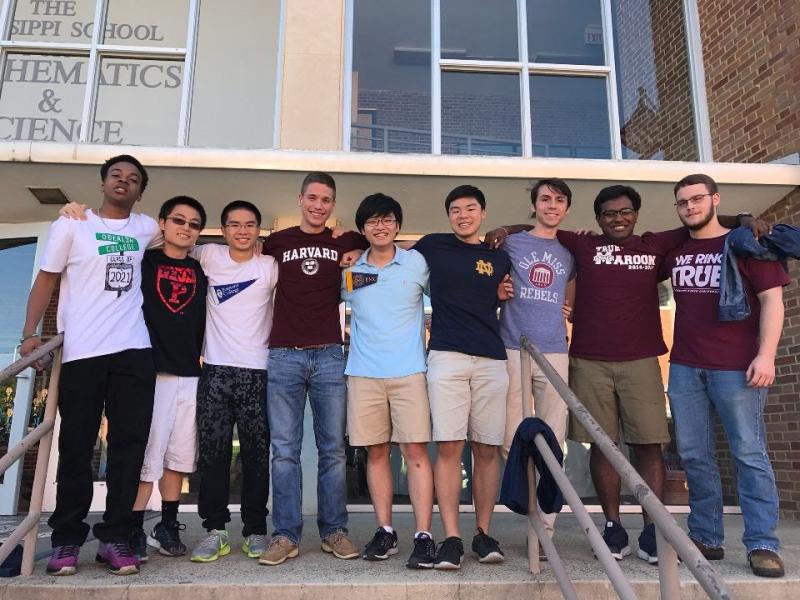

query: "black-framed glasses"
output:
599 207 636 219
364 217 398 227
675 193 713 209
165 216 203 231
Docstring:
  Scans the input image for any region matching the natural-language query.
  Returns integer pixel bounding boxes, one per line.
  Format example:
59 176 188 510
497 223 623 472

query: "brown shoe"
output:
749 549 784 578
321 530 359 559
691 538 724 561
258 536 299 566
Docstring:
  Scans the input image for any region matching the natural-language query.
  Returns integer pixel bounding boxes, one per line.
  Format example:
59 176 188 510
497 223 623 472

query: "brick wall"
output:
698 0 800 162
698 0 800 518
759 189 800 519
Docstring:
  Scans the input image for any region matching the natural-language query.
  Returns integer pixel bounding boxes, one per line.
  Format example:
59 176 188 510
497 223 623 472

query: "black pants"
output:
49 349 155 546
196 364 269 536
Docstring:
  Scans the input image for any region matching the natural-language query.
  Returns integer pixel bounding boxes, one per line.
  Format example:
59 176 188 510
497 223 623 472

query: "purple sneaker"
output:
46 545 80 575
95 541 140 575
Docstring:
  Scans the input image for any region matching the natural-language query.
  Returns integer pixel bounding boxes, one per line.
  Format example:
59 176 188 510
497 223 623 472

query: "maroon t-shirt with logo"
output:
264 227 368 347
557 228 688 361
665 233 789 370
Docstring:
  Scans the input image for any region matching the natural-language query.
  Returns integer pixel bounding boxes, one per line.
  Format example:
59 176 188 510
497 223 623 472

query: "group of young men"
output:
19 154 788 579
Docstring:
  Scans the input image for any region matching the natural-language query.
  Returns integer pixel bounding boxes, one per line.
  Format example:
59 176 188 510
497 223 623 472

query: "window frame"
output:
344 0 711 161
0 0 200 146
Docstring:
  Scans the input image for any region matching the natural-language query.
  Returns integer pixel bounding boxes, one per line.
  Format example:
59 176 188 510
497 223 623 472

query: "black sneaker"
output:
362 528 398 561
637 523 658 565
601 521 631 561
147 521 187 557
434 536 464 570
406 533 435 569
129 528 148 563
471 527 505 563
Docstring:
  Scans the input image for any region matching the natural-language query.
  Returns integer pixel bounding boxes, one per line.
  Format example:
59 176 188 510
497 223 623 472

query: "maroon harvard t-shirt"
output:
665 233 789 370
264 227 368 347
557 228 688 361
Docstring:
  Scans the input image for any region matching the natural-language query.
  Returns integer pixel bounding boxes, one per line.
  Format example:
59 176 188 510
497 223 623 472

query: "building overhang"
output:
1 142 797 232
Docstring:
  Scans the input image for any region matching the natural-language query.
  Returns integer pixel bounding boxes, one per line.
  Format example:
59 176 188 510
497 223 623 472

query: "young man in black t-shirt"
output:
129 196 208 561
413 185 512 570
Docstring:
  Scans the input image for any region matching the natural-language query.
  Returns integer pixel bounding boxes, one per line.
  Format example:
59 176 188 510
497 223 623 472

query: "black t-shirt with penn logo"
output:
141 249 207 376
264 226 368 347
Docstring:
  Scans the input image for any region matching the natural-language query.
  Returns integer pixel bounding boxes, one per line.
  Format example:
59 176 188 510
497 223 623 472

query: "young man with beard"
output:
21 155 160 576
498 179 575 543
413 185 512 570
665 174 787 578
128 196 208 561
258 173 368 566
341 193 436 568
189 201 278 563
486 185 761 564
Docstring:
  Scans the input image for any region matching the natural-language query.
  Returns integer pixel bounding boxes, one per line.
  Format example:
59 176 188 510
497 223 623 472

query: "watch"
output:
20 332 40 343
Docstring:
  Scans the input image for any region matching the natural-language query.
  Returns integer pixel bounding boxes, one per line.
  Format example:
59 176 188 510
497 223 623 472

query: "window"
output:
347 0 699 161
0 0 282 148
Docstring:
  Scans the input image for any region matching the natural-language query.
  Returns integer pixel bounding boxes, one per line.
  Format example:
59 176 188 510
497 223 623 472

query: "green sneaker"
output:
242 534 268 559
190 530 230 563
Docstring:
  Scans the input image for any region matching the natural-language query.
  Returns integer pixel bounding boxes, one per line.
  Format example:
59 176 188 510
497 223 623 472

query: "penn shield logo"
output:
157 264 197 314
212 279 256 304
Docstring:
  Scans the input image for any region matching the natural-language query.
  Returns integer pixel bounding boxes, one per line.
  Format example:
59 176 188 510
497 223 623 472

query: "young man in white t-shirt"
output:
188 200 279 563
20 155 160 576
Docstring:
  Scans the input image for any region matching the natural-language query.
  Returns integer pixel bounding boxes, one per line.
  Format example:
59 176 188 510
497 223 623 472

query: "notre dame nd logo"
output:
475 260 494 276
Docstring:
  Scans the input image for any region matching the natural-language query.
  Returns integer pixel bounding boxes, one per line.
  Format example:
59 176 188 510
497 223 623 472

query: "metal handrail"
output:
519 335 732 599
0 334 63 575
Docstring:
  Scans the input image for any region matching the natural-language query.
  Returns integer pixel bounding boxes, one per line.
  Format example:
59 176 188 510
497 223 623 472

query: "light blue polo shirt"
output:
342 246 429 378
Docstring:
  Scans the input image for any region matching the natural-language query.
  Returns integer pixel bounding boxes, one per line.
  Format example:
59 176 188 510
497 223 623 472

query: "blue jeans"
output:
667 364 779 554
267 345 349 543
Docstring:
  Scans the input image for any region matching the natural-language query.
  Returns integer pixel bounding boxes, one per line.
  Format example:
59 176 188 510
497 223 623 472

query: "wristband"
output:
20 332 40 343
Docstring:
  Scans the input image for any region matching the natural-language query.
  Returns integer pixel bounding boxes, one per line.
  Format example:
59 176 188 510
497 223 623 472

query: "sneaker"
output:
362 528 398 561
242 534 269 559
434 536 464 570
691 538 724 561
321 530 359 559
95 541 140 575
406 533 436 569
129 529 148 563
190 529 230 563
258 536 299 566
637 524 658 565
601 521 631 561
148 521 187 557
749 549 785 578
46 545 80 576
472 527 505 563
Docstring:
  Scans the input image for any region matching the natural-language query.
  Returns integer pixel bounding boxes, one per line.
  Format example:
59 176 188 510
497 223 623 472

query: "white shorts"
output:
426 350 508 445
140 374 199 482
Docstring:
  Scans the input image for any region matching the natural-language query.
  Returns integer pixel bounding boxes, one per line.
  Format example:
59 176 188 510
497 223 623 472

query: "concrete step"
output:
2 512 798 599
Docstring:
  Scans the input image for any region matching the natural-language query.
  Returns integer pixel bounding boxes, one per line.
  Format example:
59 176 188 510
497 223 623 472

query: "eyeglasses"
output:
165 216 203 231
224 222 259 231
675 193 712 209
599 208 636 219
364 217 398 228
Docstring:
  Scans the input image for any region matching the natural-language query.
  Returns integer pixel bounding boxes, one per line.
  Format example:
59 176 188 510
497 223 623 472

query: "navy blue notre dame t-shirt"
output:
414 233 511 360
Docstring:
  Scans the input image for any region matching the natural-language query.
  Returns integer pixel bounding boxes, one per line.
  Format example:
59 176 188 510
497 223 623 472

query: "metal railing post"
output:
519 349 540 573
520 336 732 600
21 349 62 575
657 525 681 600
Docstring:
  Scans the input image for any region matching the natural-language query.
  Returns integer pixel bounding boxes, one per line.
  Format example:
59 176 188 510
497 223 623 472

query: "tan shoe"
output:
749 549 784 578
321 530 359 559
258 536 299 566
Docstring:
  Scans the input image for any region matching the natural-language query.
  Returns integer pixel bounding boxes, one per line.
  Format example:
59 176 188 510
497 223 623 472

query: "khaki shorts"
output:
427 350 508 445
347 373 431 445
568 356 669 445
140 374 199 481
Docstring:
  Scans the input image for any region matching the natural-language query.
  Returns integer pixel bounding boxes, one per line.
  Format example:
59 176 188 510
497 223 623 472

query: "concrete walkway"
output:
1 511 798 599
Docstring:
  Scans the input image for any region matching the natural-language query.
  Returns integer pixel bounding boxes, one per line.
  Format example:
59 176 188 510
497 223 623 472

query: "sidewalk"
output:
1 511 798 598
